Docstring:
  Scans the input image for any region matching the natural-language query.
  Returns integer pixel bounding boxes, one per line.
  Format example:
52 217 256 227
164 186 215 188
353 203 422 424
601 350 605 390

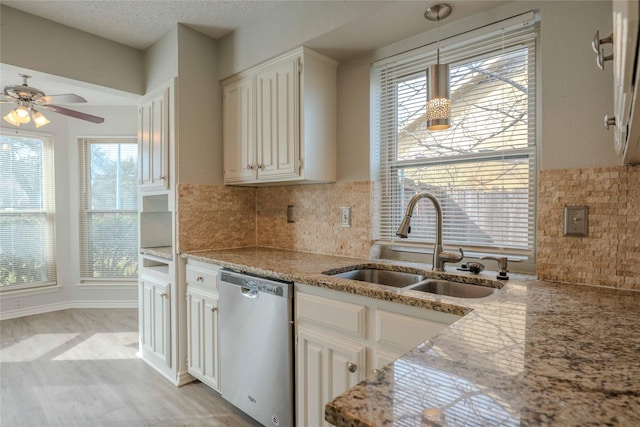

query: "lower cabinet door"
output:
186 287 219 390
140 275 171 367
296 328 366 427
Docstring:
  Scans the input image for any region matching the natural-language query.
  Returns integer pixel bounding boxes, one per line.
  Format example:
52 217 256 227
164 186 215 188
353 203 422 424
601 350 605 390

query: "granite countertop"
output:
183 247 640 426
140 246 173 260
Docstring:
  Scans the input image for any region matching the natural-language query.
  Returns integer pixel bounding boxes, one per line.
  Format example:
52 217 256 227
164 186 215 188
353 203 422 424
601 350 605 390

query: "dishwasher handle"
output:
240 286 258 298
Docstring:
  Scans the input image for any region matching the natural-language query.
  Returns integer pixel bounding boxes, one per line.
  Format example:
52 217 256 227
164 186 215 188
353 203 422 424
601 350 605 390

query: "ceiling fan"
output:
1 74 104 128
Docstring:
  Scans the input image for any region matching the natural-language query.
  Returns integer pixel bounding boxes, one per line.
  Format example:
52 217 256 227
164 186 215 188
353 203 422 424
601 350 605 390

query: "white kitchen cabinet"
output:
222 46 337 185
223 77 255 182
140 274 172 367
186 287 219 390
296 328 366 427
295 283 460 425
138 83 172 191
185 262 220 391
255 56 299 181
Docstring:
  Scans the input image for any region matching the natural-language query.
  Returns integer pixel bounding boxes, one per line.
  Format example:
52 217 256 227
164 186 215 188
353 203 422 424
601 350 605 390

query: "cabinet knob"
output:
604 114 616 130
592 30 613 54
257 163 265 170
160 175 166 180
246 164 255 170
596 48 613 71
196 276 204 282
211 307 217 312
347 362 358 373
161 292 167 298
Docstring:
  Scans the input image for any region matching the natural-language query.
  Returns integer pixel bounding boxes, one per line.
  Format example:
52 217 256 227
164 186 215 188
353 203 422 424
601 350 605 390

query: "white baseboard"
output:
0 300 138 321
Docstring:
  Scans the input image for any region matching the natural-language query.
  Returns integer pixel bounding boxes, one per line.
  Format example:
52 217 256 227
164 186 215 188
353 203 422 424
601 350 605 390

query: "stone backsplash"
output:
177 181 373 259
176 184 257 253
256 181 373 259
537 165 640 289
178 166 639 290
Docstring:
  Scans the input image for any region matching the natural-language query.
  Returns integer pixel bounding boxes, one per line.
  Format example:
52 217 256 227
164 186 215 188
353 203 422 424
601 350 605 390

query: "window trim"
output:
78 137 138 282
371 13 539 270
0 128 57 291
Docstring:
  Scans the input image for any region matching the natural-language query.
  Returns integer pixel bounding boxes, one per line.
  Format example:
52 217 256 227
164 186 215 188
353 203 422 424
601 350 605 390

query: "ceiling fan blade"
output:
38 93 87 104
42 104 104 124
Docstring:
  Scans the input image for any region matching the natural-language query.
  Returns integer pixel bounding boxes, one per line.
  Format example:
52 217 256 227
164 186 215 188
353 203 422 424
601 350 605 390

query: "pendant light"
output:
424 4 452 131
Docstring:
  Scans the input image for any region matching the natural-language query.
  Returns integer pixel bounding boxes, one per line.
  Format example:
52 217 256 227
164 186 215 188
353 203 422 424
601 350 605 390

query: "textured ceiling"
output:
1 0 279 50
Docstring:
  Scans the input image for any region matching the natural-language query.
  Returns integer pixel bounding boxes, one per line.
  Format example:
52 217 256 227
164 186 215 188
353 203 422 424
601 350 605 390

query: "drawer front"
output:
296 292 366 338
376 309 446 350
186 265 219 292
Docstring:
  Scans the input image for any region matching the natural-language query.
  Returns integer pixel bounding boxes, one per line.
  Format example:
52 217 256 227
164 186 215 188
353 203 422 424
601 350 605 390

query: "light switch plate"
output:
340 207 351 227
563 205 588 237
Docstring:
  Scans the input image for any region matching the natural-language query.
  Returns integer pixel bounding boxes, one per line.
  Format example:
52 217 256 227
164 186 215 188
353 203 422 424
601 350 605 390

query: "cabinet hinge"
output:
185 357 189 366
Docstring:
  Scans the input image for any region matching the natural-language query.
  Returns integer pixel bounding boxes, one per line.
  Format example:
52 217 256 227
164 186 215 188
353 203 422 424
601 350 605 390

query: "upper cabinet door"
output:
222 47 337 186
223 77 256 184
138 85 170 191
256 57 300 181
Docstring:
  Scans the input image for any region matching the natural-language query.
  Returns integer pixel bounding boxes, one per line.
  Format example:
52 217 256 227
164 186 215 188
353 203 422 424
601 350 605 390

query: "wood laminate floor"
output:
0 308 261 427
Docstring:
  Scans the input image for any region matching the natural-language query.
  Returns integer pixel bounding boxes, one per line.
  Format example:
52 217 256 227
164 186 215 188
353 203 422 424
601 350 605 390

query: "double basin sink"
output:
325 267 501 299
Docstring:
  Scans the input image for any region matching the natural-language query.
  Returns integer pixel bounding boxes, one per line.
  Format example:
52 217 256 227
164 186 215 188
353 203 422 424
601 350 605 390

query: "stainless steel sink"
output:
328 268 427 288
325 266 500 298
405 279 497 298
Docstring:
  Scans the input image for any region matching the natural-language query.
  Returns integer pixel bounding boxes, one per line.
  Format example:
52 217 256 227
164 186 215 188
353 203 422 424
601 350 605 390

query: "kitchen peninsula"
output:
184 246 640 427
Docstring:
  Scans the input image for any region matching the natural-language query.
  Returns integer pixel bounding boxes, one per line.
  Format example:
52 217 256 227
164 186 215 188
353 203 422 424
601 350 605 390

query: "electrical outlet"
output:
340 207 351 227
287 205 296 223
563 206 588 237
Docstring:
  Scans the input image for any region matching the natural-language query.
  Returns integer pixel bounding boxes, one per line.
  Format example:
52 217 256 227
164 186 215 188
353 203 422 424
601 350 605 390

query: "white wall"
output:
176 25 222 185
0 105 137 320
0 5 144 95
143 26 179 93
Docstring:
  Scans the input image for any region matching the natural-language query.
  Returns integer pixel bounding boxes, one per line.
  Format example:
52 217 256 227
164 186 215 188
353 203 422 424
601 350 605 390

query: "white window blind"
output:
0 130 56 289
372 14 538 257
79 138 138 280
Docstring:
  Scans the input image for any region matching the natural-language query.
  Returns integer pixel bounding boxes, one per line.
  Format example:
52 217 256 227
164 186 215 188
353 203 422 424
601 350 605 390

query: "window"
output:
79 138 138 280
372 14 538 260
0 130 56 289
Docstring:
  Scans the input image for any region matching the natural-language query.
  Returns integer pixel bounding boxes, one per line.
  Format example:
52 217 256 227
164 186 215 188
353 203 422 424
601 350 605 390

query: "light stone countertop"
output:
182 246 640 426
140 246 173 260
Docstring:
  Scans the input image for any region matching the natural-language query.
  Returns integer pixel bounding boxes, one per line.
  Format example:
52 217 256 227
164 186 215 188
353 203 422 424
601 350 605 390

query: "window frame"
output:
0 128 57 291
371 13 539 270
79 137 139 282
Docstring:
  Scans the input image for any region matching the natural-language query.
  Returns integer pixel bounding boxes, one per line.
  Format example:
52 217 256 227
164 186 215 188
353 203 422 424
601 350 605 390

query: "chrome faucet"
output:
396 192 463 271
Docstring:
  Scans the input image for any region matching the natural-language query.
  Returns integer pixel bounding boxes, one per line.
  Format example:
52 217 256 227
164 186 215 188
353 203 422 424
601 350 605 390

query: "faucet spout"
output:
396 192 446 270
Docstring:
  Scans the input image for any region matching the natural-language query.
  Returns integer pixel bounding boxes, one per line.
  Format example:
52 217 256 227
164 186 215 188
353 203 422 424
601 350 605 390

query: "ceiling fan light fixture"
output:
3 111 21 126
32 110 50 128
14 105 31 124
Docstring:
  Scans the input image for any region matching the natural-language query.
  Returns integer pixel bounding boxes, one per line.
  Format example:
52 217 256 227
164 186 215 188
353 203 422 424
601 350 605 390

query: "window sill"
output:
0 284 60 298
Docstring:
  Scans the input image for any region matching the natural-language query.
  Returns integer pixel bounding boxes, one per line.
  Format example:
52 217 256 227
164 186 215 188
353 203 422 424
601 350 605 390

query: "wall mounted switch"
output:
340 207 351 227
563 205 588 237
287 205 296 223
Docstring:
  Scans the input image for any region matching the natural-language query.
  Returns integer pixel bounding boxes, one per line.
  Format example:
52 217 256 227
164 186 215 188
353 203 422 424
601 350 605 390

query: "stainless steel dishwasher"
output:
219 269 294 427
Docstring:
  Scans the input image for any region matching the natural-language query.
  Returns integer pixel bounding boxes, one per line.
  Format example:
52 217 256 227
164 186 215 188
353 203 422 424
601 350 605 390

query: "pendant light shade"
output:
427 63 451 130
424 3 453 131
